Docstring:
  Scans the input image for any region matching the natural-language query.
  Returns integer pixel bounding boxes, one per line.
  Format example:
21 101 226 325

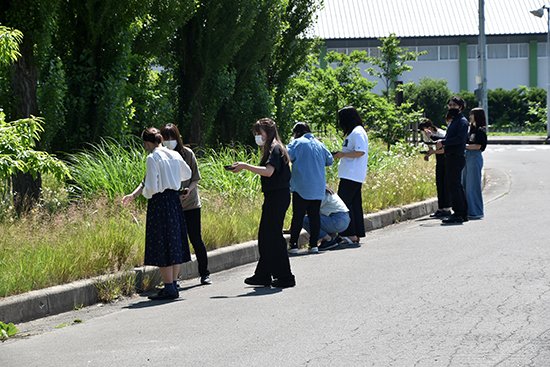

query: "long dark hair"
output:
252 118 290 166
338 106 363 136
469 107 487 129
160 123 186 158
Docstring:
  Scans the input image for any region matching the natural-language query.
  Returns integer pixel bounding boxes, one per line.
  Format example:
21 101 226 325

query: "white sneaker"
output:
308 246 319 254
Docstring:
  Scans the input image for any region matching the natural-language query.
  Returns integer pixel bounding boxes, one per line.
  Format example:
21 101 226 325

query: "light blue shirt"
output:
287 133 333 200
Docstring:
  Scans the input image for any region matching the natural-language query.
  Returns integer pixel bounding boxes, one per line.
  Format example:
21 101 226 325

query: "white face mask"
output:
162 140 177 150
254 135 265 146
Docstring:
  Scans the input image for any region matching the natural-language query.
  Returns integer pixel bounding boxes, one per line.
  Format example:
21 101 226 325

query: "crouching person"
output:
303 188 350 252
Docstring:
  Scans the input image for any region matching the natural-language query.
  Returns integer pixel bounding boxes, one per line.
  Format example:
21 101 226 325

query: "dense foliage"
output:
0 0 321 151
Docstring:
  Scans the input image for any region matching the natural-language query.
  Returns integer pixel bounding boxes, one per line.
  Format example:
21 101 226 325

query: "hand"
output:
180 188 190 200
231 162 245 173
423 154 430 162
424 129 433 138
333 151 343 159
122 194 134 206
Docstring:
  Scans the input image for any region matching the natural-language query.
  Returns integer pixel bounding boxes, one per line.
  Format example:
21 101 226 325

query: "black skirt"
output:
144 189 190 267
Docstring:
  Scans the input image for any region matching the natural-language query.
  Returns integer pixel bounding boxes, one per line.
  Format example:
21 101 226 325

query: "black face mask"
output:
448 108 460 118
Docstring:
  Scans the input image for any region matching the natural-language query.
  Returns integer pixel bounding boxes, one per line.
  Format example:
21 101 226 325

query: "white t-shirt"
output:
338 125 369 183
142 147 192 199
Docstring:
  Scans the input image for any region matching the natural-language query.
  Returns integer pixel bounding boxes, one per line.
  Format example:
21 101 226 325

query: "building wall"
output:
325 35 546 94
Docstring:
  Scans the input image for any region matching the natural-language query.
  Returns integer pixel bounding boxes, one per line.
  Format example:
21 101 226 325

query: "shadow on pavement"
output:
124 298 184 309
210 286 283 299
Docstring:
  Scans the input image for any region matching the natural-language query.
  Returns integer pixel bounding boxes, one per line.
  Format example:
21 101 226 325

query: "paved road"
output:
2 145 550 367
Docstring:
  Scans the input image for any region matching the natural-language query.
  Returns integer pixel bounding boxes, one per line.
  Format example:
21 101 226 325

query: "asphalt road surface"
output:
2 145 550 367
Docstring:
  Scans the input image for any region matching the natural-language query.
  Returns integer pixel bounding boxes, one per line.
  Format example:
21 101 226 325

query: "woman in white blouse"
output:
123 127 191 300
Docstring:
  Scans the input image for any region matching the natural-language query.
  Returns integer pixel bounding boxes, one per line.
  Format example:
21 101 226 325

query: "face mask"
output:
163 140 177 150
254 135 265 146
448 108 460 118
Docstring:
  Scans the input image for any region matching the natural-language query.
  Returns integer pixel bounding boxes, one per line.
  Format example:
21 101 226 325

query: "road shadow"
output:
210 286 283 299
124 297 184 309
176 283 203 291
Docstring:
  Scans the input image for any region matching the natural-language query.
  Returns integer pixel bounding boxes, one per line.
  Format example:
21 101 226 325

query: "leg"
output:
445 154 468 219
289 192 308 246
184 208 210 277
338 179 364 239
305 200 322 247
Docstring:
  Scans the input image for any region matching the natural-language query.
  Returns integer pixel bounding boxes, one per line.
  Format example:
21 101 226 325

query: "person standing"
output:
419 118 451 218
122 128 192 300
436 96 469 224
230 118 295 288
287 122 333 254
332 106 369 246
462 107 488 220
160 123 212 285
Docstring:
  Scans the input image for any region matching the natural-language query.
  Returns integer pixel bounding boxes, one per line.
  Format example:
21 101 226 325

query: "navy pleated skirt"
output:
145 189 190 267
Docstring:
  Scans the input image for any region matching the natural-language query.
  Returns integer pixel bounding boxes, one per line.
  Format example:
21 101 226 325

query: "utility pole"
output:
478 0 489 130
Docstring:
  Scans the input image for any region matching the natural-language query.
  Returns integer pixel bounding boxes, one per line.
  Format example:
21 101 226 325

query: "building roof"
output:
314 0 549 40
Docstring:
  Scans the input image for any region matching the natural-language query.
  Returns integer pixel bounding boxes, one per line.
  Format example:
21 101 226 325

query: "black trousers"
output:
255 188 293 280
435 154 451 209
444 153 468 218
337 178 366 237
289 192 321 247
183 208 209 277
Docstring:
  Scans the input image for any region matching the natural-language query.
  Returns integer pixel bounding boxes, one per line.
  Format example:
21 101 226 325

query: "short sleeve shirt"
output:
468 126 488 152
261 145 291 193
338 125 369 183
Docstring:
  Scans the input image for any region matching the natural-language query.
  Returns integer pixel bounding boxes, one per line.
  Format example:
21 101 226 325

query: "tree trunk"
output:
11 32 42 214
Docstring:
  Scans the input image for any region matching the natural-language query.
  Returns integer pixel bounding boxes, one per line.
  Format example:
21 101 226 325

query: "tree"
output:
0 25 69 213
269 0 322 135
0 0 61 211
287 50 375 131
366 33 424 100
287 49 422 149
403 78 452 125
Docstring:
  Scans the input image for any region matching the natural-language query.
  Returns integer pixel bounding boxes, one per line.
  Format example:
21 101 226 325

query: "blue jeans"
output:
462 150 484 218
303 211 350 241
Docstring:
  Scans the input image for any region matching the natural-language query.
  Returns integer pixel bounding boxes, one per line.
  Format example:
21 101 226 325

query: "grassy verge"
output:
0 139 435 298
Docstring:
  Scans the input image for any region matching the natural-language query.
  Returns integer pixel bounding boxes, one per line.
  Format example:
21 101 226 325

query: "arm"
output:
333 151 365 159
122 182 143 205
466 144 482 151
231 162 275 177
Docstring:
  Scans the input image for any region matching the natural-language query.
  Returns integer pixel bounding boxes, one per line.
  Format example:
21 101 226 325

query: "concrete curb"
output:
0 198 438 324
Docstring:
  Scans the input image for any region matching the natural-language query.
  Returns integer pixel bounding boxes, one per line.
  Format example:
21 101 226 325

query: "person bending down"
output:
302 188 350 252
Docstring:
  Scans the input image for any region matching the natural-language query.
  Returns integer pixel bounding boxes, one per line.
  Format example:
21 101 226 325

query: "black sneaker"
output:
318 236 340 251
148 288 179 300
442 215 464 224
244 275 272 287
200 275 212 285
271 276 296 288
288 243 299 255
430 209 451 218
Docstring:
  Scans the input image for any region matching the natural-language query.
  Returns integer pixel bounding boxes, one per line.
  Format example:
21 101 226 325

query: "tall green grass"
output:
0 200 144 297
0 137 435 297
